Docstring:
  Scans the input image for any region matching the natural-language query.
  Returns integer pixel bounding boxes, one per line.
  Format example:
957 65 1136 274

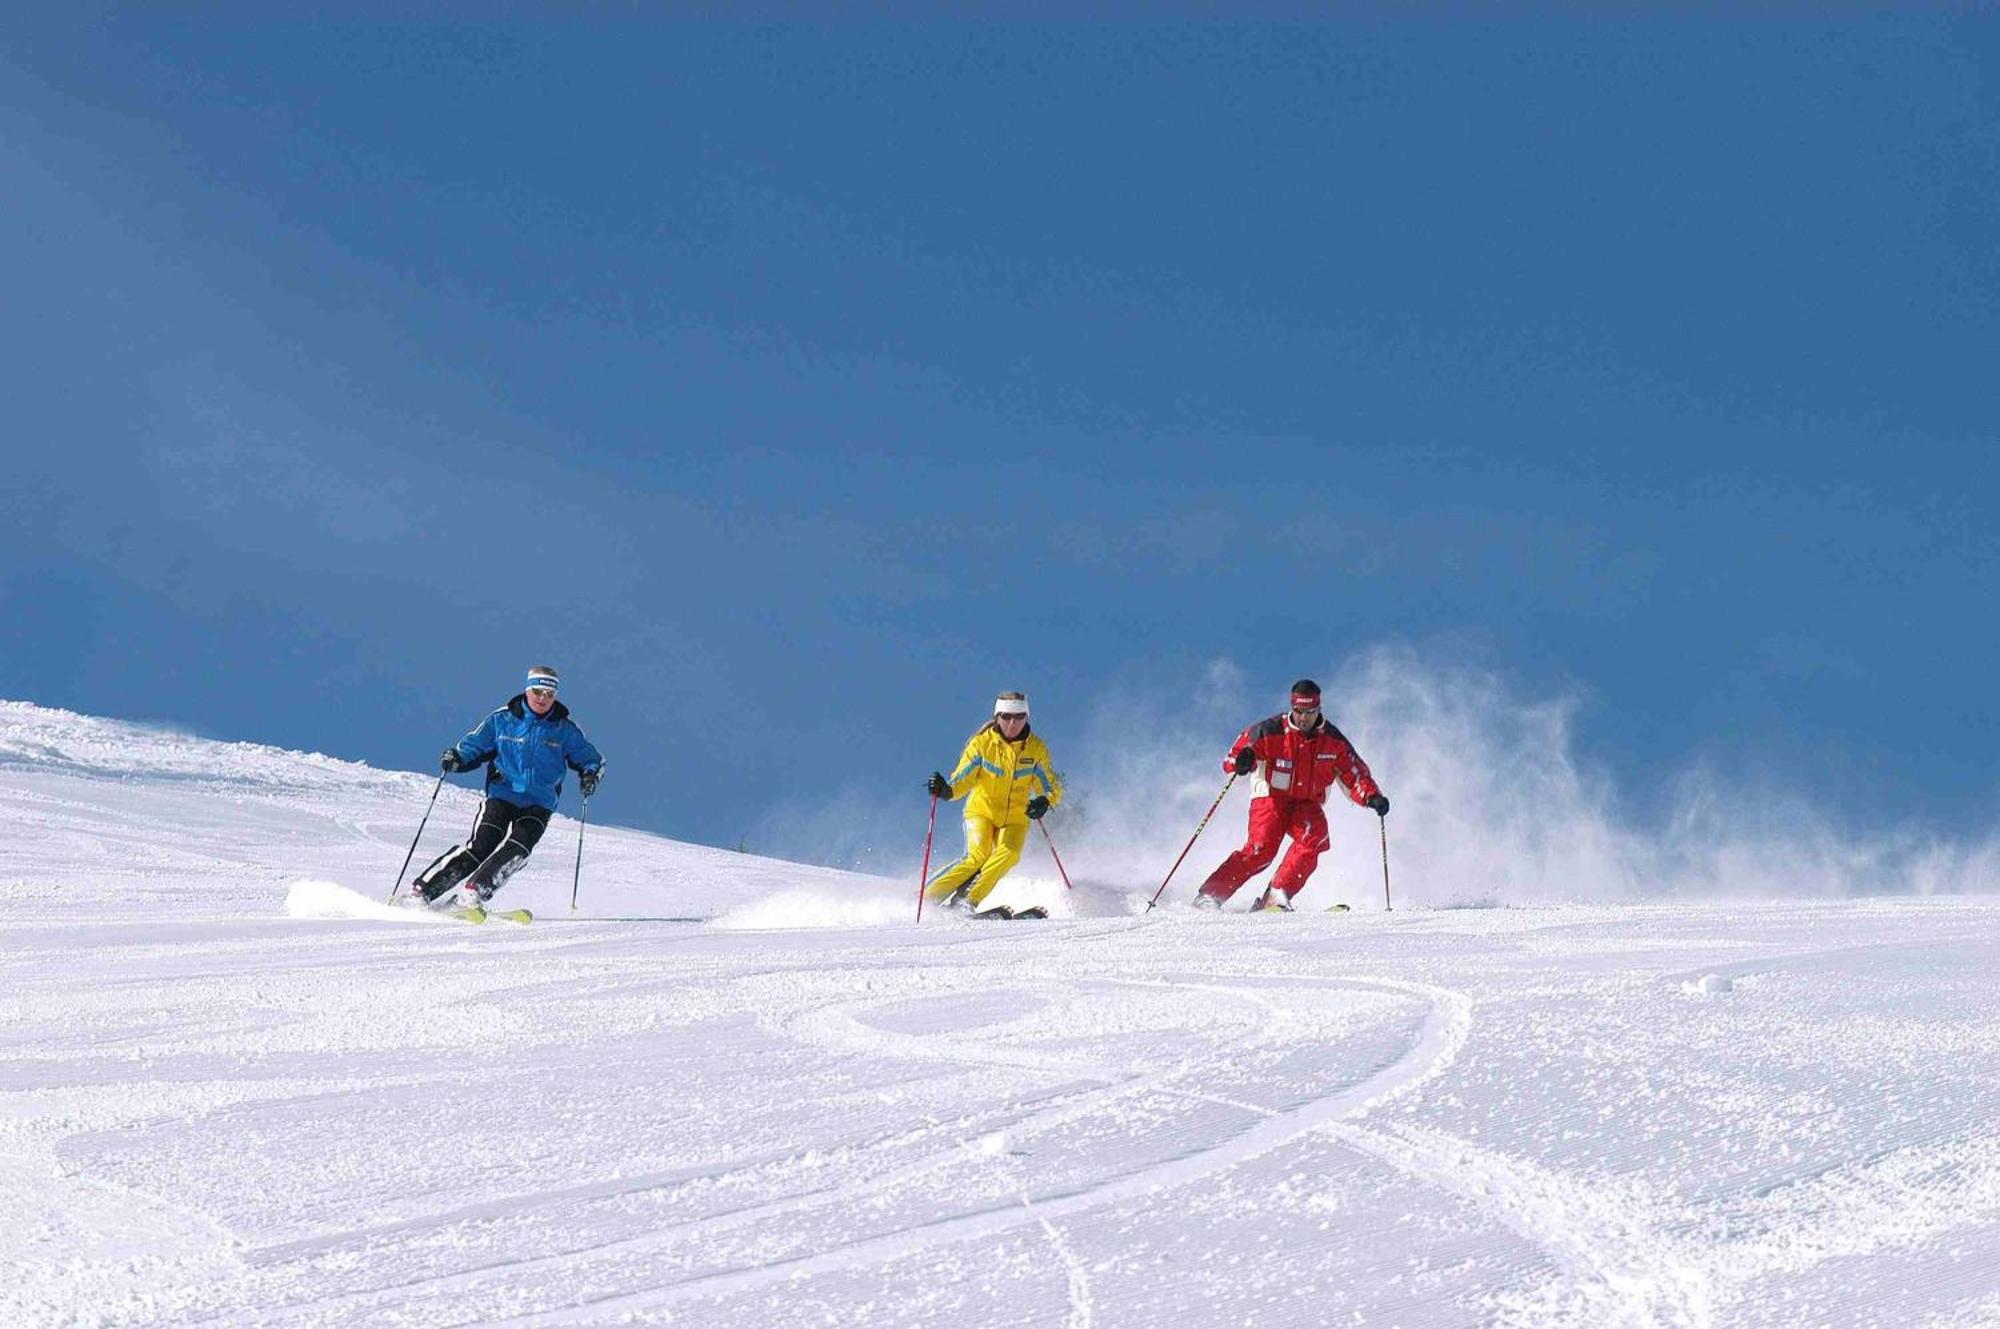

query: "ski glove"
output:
1367 793 1390 816
926 772 952 800
579 767 601 797
1232 748 1256 776
1026 795 1050 821
440 748 468 773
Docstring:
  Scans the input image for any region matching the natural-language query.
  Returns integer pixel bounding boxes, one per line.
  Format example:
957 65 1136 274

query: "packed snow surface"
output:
2 699 1996 1327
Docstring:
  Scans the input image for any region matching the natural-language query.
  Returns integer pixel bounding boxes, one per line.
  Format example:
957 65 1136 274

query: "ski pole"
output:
1145 773 1237 910
570 793 589 912
915 794 939 923
1379 813 1392 912
1038 819 1074 891
387 772 447 903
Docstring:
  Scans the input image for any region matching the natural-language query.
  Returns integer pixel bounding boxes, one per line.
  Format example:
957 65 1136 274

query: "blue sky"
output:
4 12 1997 871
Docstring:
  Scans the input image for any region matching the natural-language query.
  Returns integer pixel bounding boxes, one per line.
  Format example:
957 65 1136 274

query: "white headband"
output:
993 697 1030 717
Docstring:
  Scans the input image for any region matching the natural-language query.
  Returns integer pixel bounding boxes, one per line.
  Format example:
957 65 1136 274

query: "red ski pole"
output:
1038 819 1073 891
915 794 939 922
1145 773 1237 910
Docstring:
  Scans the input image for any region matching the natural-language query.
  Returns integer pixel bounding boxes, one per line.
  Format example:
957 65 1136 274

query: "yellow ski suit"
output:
925 726 1064 907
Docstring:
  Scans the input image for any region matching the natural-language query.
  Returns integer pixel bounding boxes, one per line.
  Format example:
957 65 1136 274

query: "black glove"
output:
1367 793 1390 816
1026 795 1050 821
926 772 952 799
579 767 601 797
1232 748 1256 776
440 748 467 773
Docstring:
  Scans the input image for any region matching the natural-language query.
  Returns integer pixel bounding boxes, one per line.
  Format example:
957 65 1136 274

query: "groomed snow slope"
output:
2 699 1997 1328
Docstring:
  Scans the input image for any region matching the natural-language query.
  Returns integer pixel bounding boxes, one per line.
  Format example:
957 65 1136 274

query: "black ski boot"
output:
412 845 478 907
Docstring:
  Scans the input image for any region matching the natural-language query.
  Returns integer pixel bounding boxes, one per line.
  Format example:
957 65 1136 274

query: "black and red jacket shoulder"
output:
1222 713 1381 806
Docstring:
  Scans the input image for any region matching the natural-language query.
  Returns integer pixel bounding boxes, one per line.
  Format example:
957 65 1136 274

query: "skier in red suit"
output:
1194 678 1389 911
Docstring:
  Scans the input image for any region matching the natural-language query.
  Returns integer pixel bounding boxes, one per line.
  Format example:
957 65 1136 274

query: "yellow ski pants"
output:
925 817 1029 907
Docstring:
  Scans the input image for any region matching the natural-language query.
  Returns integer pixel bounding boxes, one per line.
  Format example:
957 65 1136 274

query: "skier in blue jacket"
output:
412 665 605 909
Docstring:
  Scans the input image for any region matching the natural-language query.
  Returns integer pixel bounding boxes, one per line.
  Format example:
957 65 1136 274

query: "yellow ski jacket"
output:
945 727 1064 827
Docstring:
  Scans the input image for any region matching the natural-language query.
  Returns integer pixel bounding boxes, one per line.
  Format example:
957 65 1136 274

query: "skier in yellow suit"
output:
923 692 1064 917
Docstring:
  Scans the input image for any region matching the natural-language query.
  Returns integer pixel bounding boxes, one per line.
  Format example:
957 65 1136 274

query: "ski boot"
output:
445 882 491 922
411 845 478 908
1251 889 1295 913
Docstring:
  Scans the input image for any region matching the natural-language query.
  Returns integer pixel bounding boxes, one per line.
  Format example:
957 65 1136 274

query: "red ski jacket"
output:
1223 713 1381 807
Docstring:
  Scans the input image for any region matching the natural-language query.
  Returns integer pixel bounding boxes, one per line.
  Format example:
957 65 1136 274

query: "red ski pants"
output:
1197 797 1330 903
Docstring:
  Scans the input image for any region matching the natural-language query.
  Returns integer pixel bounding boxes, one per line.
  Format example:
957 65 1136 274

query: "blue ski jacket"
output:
452 694 604 812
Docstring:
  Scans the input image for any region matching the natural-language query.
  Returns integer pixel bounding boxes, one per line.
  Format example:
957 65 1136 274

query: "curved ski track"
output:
255 970 1471 1327
238 931 1995 1329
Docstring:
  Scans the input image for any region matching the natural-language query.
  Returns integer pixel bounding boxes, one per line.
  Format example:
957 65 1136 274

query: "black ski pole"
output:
1145 773 1237 910
1379 813 1392 911
571 793 589 912
388 772 447 904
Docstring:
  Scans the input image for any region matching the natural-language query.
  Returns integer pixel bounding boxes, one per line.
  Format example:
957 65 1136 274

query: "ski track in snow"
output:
237 929 1998 1329
236 972 1459 1324
428 976 1474 1327
5 699 2000 1329
1030 1206 1094 1329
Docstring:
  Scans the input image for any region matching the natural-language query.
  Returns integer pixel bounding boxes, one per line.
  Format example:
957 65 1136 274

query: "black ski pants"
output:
416 797 552 902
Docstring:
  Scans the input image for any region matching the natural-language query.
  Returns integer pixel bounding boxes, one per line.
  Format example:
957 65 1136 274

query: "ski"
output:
447 906 533 925
970 905 1049 921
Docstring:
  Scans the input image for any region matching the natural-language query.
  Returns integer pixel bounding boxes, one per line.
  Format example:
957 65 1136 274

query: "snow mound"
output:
706 875 1083 930
1682 972 1736 997
283 878 440 924
711 889 916 930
